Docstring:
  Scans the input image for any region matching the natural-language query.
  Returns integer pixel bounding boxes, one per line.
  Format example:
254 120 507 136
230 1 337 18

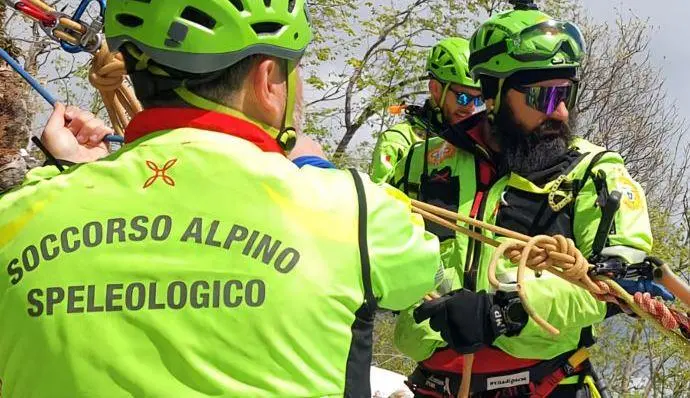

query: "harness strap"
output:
530 348 590 397
572 150 612 197
408 347 591 397
348 169 378 314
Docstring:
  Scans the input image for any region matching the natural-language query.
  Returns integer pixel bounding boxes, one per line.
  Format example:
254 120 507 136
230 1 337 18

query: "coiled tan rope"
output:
88 42 141 136
411 199 690 398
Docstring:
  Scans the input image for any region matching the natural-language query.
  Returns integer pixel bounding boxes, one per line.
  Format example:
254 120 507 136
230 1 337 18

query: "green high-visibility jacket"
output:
0 109 441 397
392 136 652 362
370 122 424 183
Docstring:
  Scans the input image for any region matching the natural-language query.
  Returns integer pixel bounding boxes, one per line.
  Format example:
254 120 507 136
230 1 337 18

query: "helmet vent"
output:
264 0 271 7
483 29 495 46
450 67 457 75
116 14 144 28
252 22 284 35
228 0 245 11
288 0 296 13
181 7 217 29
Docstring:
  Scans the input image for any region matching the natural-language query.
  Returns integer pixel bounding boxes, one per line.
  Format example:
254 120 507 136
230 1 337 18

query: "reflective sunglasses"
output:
515 82 578 115
449 88 484 107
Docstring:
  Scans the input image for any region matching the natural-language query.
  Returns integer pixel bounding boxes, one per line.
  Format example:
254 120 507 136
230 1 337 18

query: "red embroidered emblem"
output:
430 170 450 183
144 159 177 188
427 143 456 166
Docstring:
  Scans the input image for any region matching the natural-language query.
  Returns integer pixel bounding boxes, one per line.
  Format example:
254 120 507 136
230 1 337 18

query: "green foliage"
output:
373 313 417 376
590 209 690 396
303 0 578 158
304 0 489 156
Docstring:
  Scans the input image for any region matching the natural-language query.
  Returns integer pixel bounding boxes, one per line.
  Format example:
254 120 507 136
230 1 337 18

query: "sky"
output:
581 0 690 128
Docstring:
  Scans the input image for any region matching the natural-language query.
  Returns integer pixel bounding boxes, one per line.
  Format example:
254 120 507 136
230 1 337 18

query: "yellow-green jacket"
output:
392 137 652 362
0 108 442 397
370 122 424 183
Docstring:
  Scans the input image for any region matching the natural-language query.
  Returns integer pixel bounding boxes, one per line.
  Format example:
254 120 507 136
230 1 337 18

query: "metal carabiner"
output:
59 0 106 53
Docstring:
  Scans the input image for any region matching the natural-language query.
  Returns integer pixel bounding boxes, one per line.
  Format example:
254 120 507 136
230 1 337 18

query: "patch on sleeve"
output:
615 175 642 210
427 142 456 166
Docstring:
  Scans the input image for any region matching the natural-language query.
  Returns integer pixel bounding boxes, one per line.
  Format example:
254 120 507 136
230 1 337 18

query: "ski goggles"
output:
509 20 586 62
449 88 484 107
514 82 578 115
470 20 586 70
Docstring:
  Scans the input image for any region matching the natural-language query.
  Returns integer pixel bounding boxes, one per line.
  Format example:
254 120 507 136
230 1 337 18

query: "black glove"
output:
413 289 528 354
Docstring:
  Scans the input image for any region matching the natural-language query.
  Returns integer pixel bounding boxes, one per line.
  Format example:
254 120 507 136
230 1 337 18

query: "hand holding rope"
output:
6 0 141 136
411 199 690 398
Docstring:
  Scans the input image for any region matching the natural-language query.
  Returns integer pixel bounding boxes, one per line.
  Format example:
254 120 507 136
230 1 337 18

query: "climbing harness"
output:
4 0 141 136
406 346 593 398
410 199 690 398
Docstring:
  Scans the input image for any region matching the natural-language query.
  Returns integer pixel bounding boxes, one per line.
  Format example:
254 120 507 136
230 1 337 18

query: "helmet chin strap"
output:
429 81 451 125
175 86 291 147
125 43 298 152
174 60 299 153
278 59 298 152
487 78 506 124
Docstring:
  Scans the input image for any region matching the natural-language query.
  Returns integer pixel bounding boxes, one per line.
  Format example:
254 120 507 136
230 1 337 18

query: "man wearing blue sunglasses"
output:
370 37 487 183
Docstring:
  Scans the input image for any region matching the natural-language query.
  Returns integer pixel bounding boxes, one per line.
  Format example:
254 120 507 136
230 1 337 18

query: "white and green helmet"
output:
104 0 315 151
426 37 479 88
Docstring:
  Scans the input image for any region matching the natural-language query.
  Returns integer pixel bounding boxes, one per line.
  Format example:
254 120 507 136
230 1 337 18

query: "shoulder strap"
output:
348 169 378 313
396 141 423 194
573 150 612 197
382 128 412 147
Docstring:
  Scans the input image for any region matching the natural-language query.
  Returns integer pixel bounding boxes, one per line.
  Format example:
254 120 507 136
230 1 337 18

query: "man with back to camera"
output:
0 0 530 396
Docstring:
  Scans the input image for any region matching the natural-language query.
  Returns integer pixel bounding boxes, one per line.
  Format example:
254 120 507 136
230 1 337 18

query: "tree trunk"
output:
0 4 32 191
0 63 31 192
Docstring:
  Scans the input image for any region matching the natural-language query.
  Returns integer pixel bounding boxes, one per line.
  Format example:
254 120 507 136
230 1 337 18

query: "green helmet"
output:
105 0 313 75
426 37 479 88
105 0 313 152
469 9 585 79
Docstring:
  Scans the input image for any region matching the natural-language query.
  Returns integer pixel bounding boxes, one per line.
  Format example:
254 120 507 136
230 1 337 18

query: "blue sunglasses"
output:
449 88 484 107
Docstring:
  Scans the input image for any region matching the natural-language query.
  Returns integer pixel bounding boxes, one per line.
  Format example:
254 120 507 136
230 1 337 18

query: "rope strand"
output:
411 199 690 398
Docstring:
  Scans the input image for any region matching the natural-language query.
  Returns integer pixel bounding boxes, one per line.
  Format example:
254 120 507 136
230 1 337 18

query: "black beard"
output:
493 104 572 174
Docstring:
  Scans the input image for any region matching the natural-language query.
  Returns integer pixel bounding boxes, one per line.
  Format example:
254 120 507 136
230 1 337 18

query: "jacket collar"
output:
124 108 283 154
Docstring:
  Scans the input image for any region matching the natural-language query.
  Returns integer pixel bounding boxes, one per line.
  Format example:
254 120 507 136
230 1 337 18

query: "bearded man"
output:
396 6 671 398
